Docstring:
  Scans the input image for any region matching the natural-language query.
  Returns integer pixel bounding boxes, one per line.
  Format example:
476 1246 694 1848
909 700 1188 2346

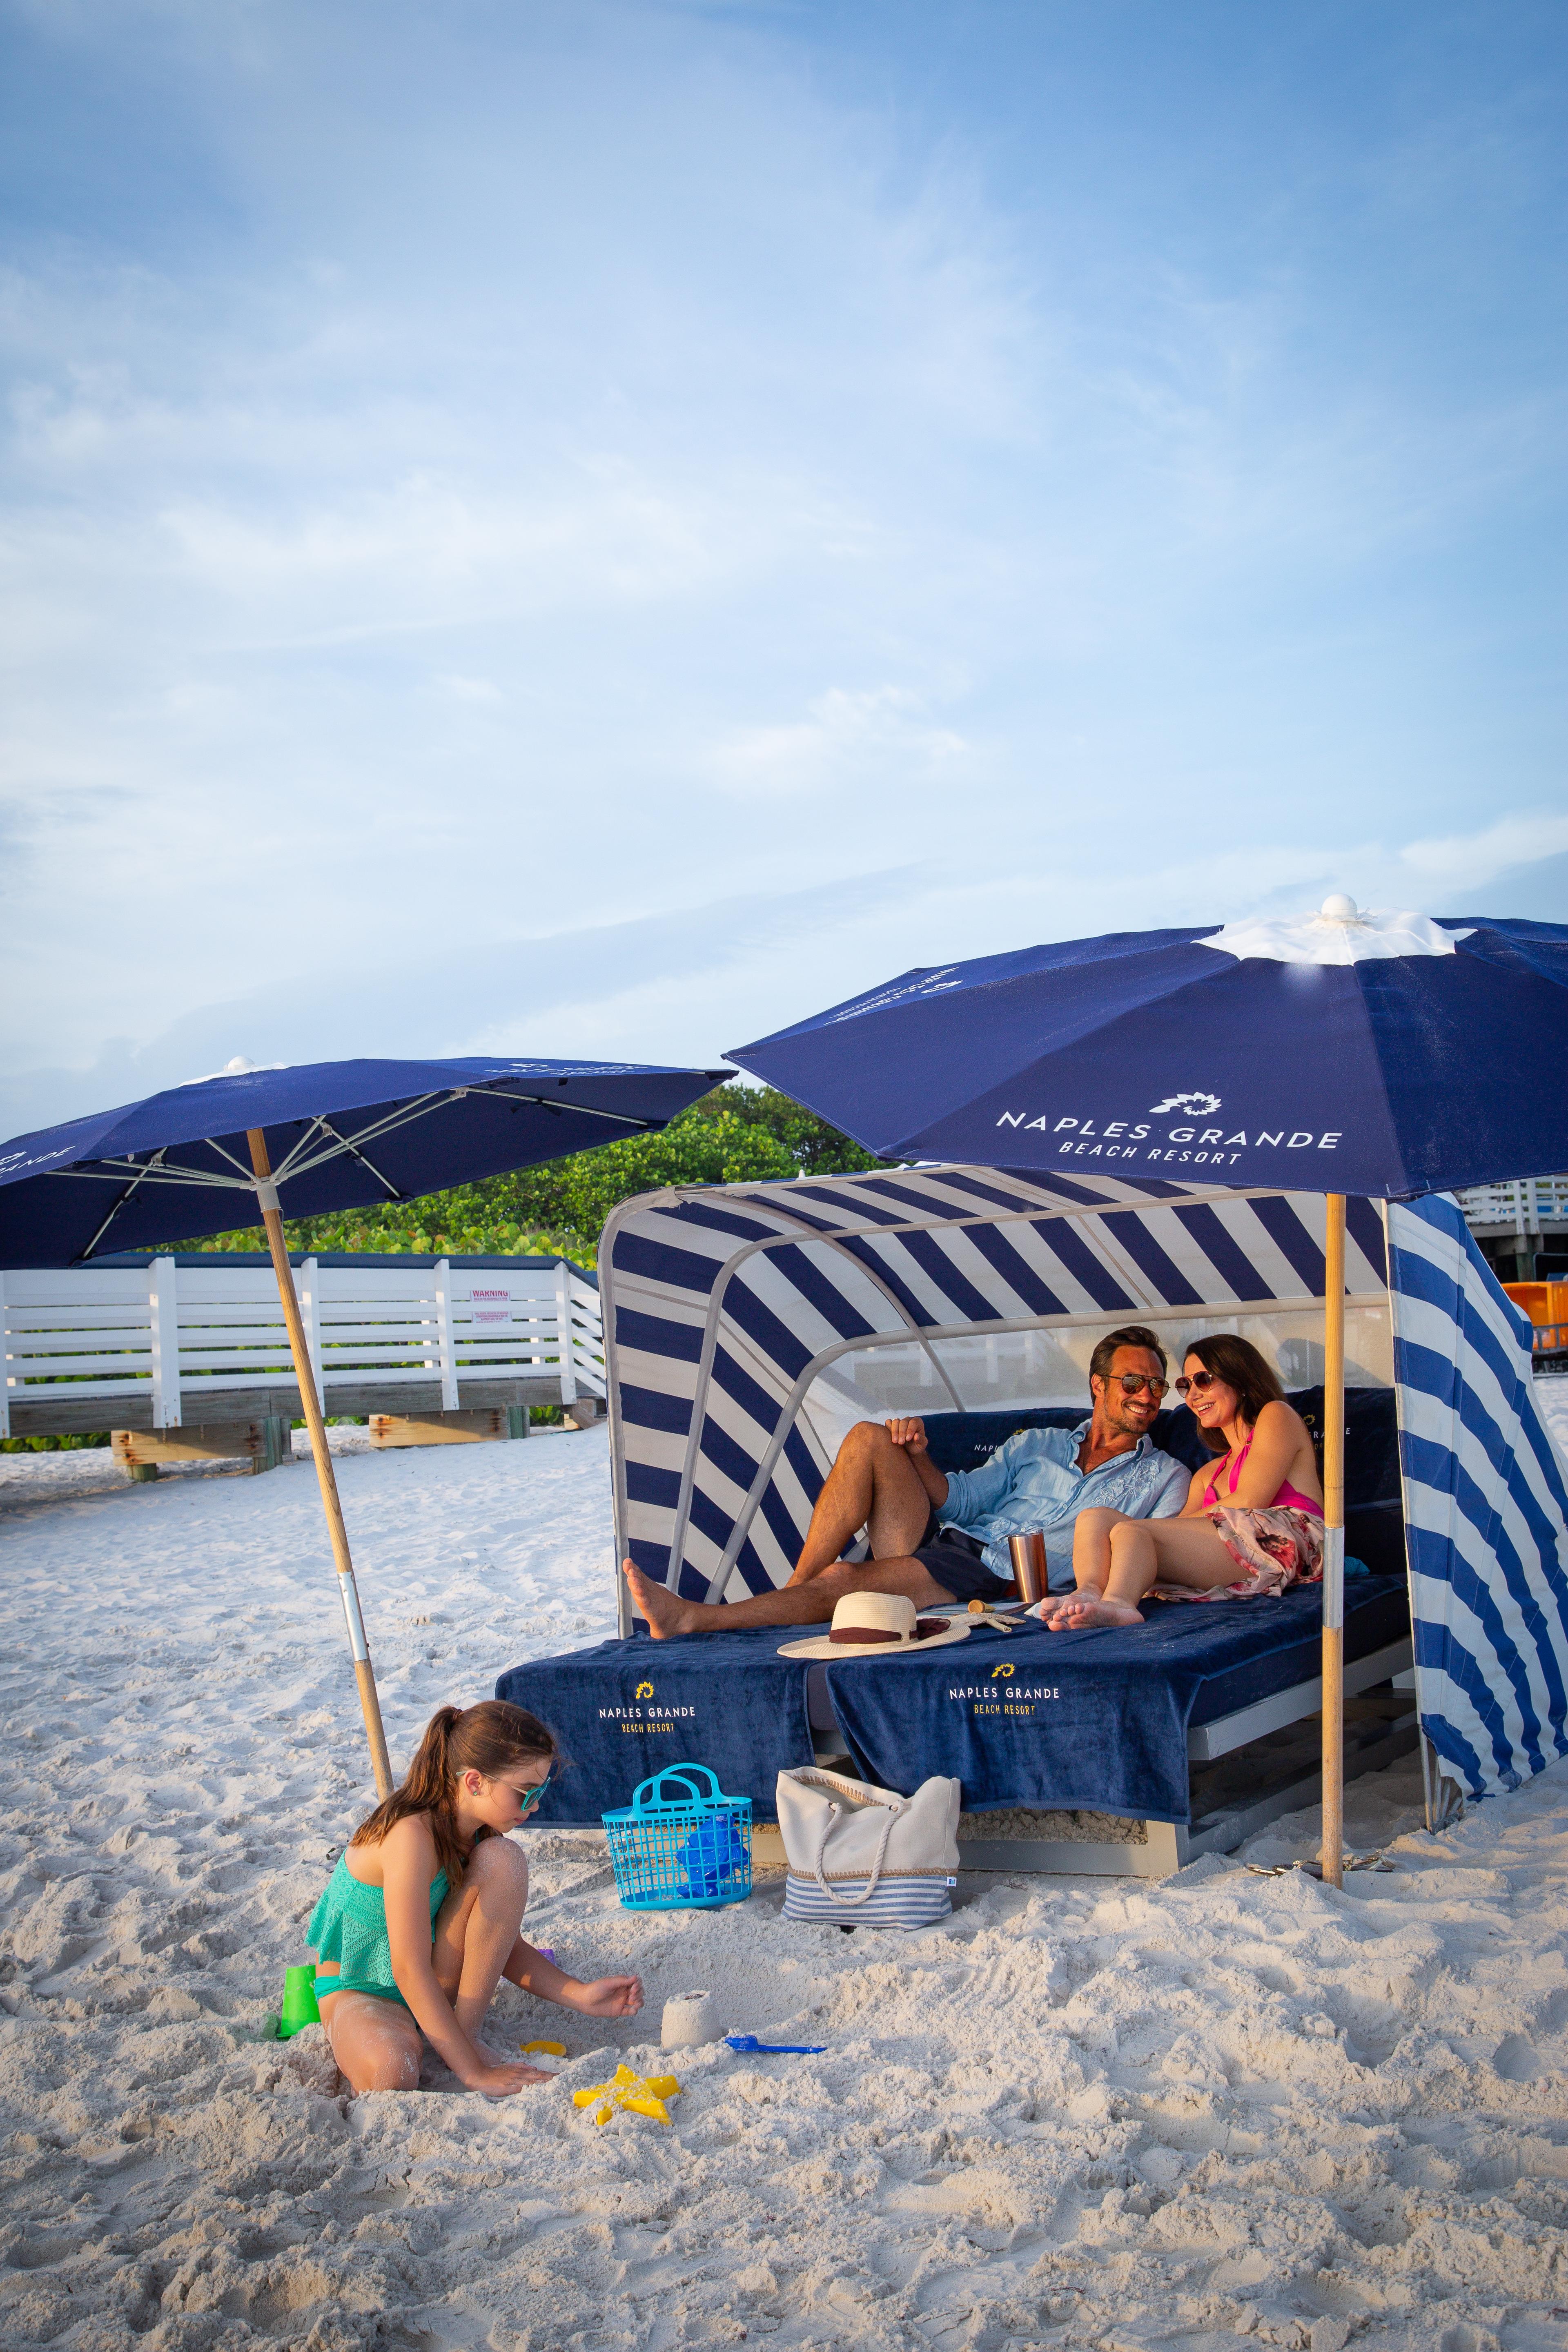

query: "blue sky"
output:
3 0 1565 1136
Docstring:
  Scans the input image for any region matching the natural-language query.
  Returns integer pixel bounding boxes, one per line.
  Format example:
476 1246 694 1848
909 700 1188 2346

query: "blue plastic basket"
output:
601 1764 753 1912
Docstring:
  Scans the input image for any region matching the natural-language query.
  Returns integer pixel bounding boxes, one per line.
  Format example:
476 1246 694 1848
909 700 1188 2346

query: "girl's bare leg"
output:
318 1987 423 2094
432 1835 530 2041
1050 1516 1238 1629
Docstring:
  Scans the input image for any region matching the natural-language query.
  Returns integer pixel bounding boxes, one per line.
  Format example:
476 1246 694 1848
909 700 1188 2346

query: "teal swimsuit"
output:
307 1854 450 2007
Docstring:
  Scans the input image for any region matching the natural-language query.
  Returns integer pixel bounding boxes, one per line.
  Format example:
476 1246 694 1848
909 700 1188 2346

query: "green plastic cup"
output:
278 1964 321 2039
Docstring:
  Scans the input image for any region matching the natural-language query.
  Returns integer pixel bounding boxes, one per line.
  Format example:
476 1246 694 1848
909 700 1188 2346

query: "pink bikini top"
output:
1201 1434 1322 1517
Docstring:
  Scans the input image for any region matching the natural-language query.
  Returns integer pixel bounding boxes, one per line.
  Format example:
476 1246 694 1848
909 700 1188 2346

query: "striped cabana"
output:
601 1164 1568 1810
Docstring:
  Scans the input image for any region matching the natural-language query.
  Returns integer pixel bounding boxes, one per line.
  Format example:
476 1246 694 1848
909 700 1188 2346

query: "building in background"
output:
1457 1176 1568 1285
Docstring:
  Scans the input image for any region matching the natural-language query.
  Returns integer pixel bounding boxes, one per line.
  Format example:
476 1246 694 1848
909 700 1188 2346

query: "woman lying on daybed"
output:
1039 1334 1323 1630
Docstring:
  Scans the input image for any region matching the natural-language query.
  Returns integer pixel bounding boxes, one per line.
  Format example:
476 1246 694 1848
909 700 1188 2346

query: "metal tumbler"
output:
1007 1531 1047 1606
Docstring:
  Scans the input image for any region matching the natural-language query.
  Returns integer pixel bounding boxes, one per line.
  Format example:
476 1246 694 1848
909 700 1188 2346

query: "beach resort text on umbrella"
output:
0 1054 729 1798
727 898 1568 1887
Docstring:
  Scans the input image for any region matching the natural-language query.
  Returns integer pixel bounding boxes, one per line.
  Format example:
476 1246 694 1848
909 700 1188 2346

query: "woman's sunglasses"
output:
1174 1370 1219 1397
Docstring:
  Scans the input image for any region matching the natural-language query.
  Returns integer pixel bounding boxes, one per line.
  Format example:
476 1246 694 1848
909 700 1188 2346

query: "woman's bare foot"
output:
1046 1592 1146 1630
1038 1584 1102 1628
623 1559 704 1639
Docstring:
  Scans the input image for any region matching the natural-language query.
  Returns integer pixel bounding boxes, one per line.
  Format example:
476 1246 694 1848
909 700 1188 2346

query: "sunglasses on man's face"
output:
1175 1370 1218 1396
1109 1373 1166 1397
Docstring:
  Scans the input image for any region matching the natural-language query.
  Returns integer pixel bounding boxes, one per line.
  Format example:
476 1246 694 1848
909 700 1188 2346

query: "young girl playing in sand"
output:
309 1699 643 2098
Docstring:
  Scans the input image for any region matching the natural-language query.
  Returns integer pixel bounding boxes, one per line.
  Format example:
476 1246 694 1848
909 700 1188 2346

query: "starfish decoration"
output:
572 2062 682 2127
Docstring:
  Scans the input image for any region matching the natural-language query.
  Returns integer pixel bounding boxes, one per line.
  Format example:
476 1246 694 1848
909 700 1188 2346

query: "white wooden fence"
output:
1457 1175 1568 1232
0 1256 603 1438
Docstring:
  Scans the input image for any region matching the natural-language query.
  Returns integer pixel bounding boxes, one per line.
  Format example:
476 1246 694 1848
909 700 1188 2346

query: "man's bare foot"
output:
1045 1593 1146 1630
623 1559 703 1639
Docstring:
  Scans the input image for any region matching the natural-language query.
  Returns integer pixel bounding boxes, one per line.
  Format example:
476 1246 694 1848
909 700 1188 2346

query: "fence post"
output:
434 1259 459 1411
297 1258 325 1414
150 1257 182 1428
555 1260 578 1408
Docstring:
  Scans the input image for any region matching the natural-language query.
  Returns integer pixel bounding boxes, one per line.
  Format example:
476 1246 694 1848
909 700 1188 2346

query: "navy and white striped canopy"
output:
602 1162 1568 1808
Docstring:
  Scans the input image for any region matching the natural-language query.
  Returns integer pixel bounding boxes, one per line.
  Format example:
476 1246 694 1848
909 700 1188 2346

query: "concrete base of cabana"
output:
753 1634 1417 1880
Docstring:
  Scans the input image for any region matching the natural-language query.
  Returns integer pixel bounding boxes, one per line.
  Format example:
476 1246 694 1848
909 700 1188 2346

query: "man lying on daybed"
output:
623 1323 1189 1639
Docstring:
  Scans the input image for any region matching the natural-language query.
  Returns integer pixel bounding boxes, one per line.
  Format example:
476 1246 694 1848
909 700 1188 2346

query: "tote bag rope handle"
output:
810 1796 903 1910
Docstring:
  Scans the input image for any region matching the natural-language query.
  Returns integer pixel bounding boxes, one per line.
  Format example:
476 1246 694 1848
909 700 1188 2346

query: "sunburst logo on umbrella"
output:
1149 1091 1222 1115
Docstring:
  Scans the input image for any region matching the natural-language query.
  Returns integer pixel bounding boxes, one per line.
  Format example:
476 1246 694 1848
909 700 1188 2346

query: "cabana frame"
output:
600 1163 1568 1868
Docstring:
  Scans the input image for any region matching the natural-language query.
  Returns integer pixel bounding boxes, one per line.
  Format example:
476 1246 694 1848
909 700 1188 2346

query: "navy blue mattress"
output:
497 1575 1408 1829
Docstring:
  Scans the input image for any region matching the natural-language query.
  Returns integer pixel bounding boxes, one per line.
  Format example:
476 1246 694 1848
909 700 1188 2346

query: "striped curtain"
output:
1388 1194 1568 1800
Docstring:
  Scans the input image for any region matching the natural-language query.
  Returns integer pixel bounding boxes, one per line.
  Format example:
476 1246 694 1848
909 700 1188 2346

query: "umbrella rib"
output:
314 1117 406 1200
266 1116 333 1184
262 1093 459 1182
477 1086 664 1130
60 1160 256 1189
76 1149 170 1261
205 1135 265 1179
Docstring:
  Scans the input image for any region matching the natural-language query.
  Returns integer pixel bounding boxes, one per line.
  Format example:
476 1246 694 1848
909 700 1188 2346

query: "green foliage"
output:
1 1431 111 1452
169 1084 884 1263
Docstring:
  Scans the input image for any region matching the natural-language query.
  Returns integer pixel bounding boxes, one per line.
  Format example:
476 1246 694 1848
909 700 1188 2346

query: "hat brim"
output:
776 1622 971 1661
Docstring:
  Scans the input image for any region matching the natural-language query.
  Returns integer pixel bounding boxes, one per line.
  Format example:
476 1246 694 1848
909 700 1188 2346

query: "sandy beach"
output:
4 1396 1568 2352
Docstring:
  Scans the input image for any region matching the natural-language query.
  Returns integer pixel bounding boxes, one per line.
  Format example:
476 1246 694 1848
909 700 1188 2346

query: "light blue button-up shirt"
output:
939 1421 1191 1588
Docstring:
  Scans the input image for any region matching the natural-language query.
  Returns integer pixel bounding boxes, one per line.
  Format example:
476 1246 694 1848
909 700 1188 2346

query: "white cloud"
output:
708 686 971 799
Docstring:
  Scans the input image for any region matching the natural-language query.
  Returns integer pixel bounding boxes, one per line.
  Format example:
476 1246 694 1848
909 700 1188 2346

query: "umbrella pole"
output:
1321 1193 1346 1889
246 1130 394 1802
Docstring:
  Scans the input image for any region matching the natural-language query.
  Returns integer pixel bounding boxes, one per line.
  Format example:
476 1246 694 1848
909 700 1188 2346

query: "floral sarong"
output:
1151 1506 1324 1605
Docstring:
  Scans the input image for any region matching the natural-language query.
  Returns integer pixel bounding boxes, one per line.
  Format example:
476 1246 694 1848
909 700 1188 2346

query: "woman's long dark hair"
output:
1183 1333 1285 1456
350 1700 557 1892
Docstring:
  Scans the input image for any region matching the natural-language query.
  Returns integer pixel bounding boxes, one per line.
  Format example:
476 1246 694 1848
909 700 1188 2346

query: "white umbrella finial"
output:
1319 893 1360 922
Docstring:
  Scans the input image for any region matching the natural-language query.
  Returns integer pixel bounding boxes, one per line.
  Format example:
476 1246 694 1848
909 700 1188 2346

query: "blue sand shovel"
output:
725 2035 826 2055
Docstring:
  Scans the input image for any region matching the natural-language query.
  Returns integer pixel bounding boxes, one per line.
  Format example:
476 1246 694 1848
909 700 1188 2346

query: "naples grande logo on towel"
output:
995 1080 1343 1167
600 1677 694 1735
950 1671 1060 1719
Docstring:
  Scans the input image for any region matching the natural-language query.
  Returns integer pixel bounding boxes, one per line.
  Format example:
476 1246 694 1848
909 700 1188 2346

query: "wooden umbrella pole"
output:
1321 1193 1347 1889
246 1129 393 1801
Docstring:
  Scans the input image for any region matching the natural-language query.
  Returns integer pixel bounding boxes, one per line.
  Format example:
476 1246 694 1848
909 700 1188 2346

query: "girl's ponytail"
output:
402 1706 461 1815
349 1699 557 1891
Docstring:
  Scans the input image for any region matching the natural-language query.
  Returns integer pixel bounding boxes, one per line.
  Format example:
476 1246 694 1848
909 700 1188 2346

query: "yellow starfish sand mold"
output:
571 2062 683 2127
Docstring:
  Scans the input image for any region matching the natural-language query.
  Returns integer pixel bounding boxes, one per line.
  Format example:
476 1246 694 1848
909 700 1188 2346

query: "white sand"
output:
3 1390 1568 2351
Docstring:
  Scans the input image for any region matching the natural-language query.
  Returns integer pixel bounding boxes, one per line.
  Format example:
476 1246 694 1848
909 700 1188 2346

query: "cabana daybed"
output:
498 1164 1568 1875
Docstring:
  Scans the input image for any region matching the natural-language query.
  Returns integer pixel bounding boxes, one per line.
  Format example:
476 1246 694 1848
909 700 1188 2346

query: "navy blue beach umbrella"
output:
726 902 1568 1201
0 1053 729 1268
0 1053 728 1795
728 897 1568 1883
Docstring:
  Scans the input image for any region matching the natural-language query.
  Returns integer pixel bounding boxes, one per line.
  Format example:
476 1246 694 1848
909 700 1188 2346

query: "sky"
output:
2 0 1566 1139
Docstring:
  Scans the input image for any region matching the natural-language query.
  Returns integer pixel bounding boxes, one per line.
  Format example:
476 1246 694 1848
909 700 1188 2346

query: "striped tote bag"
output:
776 1767 961 1930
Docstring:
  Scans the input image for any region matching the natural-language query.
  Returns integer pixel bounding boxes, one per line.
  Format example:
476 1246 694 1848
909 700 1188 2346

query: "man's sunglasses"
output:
1108 1373 1167 1397
1174 1370 1218 1396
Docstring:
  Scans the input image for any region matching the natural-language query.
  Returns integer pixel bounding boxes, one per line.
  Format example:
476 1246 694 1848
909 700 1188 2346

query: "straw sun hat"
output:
777 1591 971 1661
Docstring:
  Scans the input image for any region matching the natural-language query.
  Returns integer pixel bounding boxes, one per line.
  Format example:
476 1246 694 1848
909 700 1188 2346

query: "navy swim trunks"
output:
913 1512 1017 1606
